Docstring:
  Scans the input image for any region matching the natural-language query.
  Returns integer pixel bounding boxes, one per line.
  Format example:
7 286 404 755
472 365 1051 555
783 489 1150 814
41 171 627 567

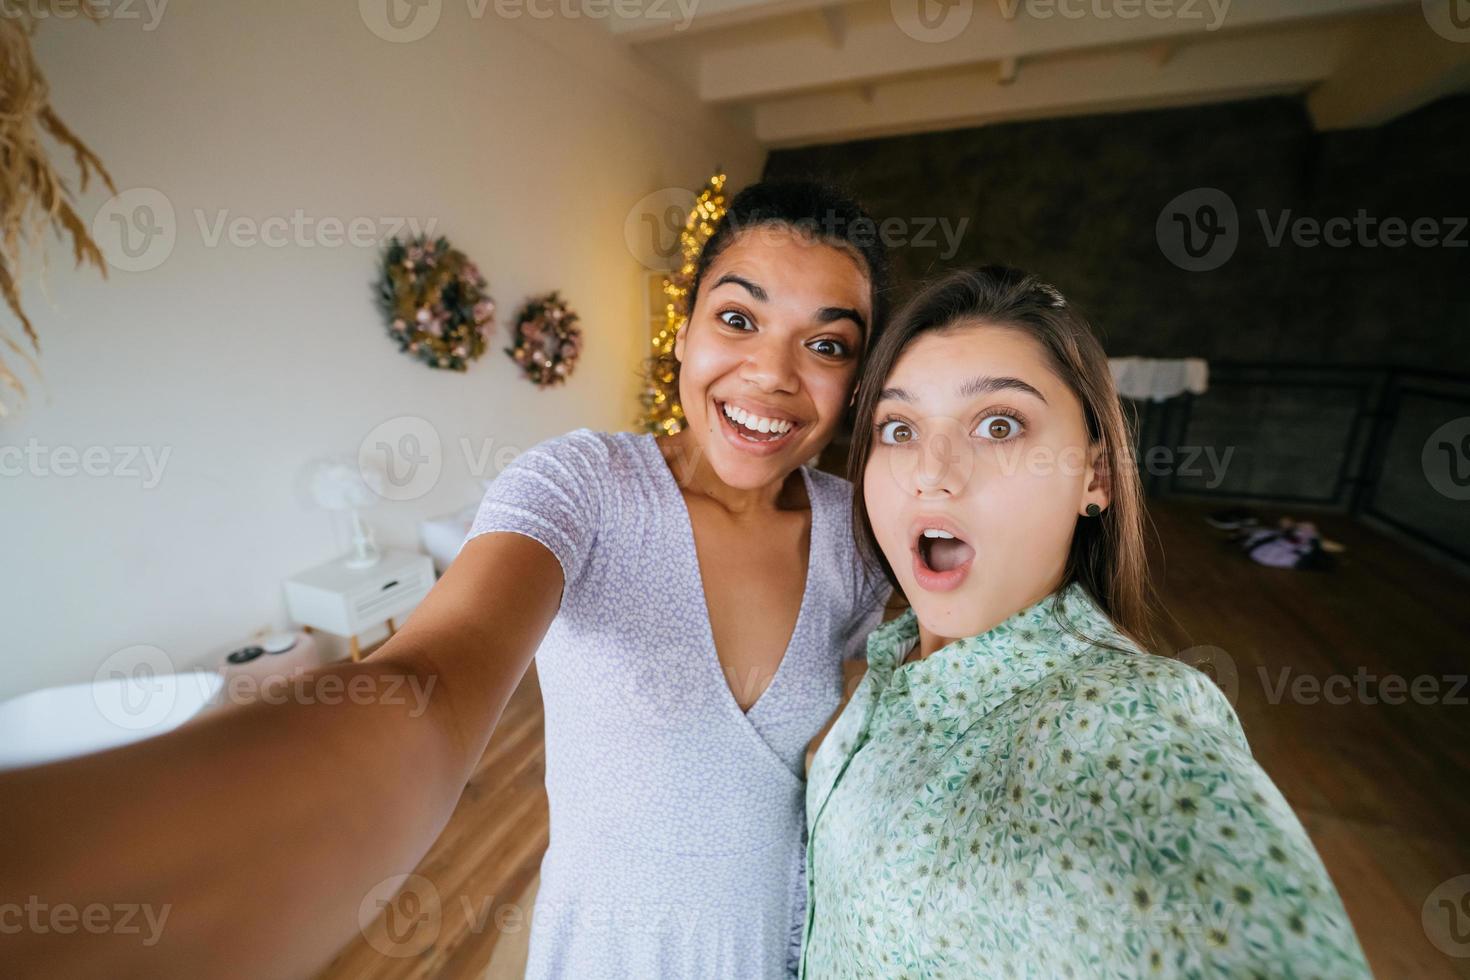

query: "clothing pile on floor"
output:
1205 509 1345 571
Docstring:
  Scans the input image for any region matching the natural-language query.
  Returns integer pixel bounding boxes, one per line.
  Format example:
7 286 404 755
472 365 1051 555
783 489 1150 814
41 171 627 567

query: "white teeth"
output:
722 402 793 435
922 529 956 539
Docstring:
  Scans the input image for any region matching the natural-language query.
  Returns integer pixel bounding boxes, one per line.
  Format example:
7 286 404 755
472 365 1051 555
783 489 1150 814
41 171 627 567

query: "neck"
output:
910 578 1070 661
912 624 958 662
657 426 798 517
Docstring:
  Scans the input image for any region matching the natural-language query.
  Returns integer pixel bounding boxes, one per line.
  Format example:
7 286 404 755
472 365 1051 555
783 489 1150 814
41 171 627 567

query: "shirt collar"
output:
863 582 1137 743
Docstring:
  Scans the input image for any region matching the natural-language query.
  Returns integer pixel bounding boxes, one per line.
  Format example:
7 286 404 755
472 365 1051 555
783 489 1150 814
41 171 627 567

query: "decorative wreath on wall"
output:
506 291 582 387
375 235 497 371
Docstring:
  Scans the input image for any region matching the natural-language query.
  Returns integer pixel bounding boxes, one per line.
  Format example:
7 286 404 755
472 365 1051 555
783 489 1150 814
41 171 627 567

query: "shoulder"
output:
520 426 625 462
470 430 652 574
504 428 648 482
1023 645 1248 757
803 464 855 531
1006 649 1370 975
477 429 652 526
803 462 852 498
805 466 892 601
1080 648 1234 718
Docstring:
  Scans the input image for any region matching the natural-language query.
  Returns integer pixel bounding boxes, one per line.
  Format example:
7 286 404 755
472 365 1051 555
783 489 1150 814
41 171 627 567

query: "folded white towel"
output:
1108 356 1209 401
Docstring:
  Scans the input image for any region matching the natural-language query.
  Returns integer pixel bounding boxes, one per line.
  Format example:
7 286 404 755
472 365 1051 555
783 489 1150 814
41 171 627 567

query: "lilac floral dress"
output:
465 428 891 978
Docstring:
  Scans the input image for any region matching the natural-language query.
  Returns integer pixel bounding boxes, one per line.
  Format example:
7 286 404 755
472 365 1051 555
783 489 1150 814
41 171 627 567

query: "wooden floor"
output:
317 499 1470 979
1146 502 1470 979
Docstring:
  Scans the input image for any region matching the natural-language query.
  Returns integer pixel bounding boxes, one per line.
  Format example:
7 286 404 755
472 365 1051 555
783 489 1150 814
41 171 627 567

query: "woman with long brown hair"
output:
799 265 1369 977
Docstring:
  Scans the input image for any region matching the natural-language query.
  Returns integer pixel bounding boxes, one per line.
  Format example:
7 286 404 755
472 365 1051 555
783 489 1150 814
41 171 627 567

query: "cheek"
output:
967 446 1084 551
803 361 857 414
863 461 907 555
979 457 1077 507
973 440 1090 498
677 332 736 399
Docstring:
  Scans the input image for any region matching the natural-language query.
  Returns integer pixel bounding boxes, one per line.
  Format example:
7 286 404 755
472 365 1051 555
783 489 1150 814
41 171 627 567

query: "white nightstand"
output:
283 549 436 661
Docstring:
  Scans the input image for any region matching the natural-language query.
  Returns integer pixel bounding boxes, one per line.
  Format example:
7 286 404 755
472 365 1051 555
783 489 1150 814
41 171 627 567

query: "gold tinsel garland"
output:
635 172 727 435
0 1 116 417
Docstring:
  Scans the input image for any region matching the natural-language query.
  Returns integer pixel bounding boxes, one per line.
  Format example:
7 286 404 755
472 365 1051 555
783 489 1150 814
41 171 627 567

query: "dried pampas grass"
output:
0 1 117 417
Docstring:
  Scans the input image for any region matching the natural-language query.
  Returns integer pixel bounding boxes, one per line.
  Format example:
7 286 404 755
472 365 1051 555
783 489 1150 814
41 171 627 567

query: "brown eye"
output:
976 415 1022 441
807 338 849 358
878 420 915 444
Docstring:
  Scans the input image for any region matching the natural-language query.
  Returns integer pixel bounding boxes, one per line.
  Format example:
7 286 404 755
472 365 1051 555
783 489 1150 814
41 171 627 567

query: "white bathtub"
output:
0 669 226 772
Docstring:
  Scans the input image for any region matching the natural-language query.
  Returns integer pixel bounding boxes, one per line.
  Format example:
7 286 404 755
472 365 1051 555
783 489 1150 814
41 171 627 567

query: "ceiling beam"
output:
697 0 1408 104
819 3 848 46
604 0 849 40
1308 7 1470 129
753 25 1349 146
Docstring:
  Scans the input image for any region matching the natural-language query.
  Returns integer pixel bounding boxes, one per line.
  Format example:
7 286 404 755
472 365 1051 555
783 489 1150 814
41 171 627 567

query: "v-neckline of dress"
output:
643 432 820 721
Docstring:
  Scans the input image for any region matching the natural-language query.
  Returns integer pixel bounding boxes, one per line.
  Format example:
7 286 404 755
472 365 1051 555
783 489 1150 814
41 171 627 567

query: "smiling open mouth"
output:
716 400 803 446
917 527 976 574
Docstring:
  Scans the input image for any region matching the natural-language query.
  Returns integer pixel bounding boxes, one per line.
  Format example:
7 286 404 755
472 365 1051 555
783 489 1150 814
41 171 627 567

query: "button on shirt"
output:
800 582 1370 979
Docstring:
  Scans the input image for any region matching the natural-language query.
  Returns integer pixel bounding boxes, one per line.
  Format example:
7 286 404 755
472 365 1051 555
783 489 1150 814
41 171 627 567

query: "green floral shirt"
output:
799 582 1369 979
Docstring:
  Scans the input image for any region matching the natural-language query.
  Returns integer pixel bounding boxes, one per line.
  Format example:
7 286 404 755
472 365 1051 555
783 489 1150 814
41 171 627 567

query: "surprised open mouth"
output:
912 524 976 592
918 528 975 572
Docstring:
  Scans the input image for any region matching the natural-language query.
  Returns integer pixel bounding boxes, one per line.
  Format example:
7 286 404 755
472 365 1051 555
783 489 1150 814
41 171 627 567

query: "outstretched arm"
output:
1030 658 1372 977
0 531 562 980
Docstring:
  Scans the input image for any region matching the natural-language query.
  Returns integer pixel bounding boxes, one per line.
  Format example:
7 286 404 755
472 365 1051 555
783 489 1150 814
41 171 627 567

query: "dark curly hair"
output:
653 179 893 423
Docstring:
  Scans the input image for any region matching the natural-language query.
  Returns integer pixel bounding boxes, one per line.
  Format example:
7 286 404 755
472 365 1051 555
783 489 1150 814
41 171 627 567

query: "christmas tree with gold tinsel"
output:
636 172 728 435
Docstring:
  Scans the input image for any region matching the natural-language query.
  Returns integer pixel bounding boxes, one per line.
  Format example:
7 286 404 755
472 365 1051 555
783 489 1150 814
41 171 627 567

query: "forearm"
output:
0 654 469 980
0 533 559 979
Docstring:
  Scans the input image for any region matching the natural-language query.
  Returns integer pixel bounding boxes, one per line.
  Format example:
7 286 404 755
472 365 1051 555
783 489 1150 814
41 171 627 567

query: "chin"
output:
704 445 795 489
906 591 985 638
898 563 1014 639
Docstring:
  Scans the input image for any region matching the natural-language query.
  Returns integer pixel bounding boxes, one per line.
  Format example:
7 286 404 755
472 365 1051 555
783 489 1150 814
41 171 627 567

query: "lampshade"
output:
302 455 382 512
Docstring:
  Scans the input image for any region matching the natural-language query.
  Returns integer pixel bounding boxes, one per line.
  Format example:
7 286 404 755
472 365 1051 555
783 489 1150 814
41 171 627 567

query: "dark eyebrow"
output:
815 306 867 335
712 274 868 336
878 375 1048 405
958 375 1048 404
710 273 766 302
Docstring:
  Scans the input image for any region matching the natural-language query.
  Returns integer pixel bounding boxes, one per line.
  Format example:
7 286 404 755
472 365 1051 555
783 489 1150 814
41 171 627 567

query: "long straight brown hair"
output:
848 265 1156 650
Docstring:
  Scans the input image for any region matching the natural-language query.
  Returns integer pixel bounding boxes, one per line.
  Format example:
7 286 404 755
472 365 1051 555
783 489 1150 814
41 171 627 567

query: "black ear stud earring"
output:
1085 503 1102 517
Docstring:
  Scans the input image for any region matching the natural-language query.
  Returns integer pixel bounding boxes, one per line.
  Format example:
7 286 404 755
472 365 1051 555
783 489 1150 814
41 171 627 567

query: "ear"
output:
672 323 686 363
1080 440 1113 515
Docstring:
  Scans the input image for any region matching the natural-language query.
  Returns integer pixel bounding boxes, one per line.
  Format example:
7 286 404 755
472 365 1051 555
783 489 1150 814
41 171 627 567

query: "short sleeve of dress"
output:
463 427 610 592
842 554 893 662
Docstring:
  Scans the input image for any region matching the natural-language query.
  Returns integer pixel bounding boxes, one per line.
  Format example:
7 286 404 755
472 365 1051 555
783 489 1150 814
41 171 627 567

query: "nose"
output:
738 334 799 394
896 418 974 498
914 431 964 497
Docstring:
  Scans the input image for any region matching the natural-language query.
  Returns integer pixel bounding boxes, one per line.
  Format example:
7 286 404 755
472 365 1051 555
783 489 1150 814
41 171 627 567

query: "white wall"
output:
1 0 764 700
